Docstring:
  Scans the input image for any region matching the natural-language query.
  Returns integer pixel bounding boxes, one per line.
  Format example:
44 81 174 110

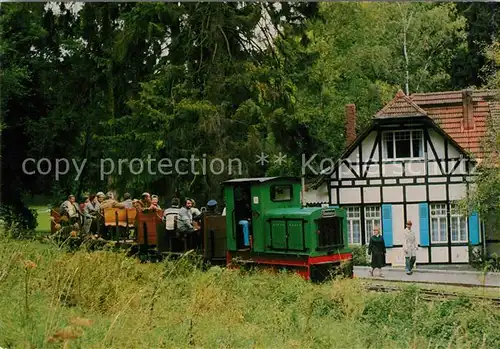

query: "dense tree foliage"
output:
0 2 497 230
461 40 500 241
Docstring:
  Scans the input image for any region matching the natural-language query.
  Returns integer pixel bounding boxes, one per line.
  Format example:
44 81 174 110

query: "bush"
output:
0 204 38 238
351 244 369 266
470 246 500 272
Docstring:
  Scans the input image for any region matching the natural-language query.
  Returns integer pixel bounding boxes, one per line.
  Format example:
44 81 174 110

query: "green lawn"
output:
31 205 51 233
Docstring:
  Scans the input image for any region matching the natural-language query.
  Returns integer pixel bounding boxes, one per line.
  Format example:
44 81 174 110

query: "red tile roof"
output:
375 89 428 118
374 89 499 161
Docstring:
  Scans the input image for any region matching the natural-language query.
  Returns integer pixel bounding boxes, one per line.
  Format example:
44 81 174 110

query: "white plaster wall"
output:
386 247 405 266
339 187 361 204
361 132 378 161
428 177 446 183
406 204 421 244
405 162 426 176
431 247 449 263
383 186 403 202
362 187 381 203
428 129 446 159
449 183 467 201
364 165 381 178
451 246 469 263
399 178 414 184
391 204 405 245
428 184 446 201
346 147 360 163
338 163 356 179
383 163 404 177
428 162 445 176
447 142 462 158
330 188 338 205
416 247 429 264
405 186 427 202
448 159 467 175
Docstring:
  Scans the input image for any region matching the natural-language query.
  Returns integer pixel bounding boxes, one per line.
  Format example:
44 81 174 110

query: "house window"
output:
346 207 361 244
365 206 381 243
450 204 468 242
383 130 423 159
430 203 447 243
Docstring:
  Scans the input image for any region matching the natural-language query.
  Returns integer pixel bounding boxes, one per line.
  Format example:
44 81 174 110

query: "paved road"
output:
354 266 500 288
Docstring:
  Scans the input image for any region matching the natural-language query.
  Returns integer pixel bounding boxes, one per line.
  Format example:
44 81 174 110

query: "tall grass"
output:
0 235 499 349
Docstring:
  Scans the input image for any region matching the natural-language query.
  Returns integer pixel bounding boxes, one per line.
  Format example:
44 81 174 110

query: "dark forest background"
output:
1 2 499 229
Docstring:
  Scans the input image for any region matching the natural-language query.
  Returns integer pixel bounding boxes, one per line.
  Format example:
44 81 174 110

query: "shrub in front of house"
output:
351 245 369 266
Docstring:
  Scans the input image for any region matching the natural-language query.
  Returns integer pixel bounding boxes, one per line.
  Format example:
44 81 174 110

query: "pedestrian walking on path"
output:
403 220 418 275
368 226 386 277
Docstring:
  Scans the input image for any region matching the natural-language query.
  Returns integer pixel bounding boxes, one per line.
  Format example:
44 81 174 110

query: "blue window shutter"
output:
469 211 480 245
419 203 429 247
382 204 393 247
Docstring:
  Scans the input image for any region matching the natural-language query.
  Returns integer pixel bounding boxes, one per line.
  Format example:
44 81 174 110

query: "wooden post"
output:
301 176 306 208
125 209 129 242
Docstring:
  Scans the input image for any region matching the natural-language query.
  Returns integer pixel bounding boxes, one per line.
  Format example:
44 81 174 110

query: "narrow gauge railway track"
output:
364 283 500 307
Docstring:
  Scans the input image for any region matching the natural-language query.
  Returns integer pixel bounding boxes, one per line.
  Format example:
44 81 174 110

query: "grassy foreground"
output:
0 238 499 349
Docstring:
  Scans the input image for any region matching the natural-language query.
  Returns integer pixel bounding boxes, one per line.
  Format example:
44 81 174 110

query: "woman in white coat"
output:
402 220 418 275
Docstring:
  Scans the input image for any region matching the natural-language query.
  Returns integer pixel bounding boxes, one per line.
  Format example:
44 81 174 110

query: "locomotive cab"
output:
224 177 353 281
223 177 302 252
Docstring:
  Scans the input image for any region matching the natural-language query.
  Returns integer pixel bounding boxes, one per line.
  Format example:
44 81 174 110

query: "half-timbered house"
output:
304 89 499 265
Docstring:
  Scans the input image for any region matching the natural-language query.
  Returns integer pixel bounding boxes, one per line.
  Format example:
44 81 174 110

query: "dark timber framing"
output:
324 118 478 265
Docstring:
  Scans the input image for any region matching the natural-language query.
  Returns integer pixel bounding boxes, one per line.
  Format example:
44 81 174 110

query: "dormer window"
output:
383 130 423 160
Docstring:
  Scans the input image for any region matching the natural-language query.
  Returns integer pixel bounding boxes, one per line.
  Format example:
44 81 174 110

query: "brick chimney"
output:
345 104 357 145
462 89 474 130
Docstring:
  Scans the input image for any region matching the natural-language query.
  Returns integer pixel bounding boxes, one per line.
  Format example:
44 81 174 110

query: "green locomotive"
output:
222 177 353 281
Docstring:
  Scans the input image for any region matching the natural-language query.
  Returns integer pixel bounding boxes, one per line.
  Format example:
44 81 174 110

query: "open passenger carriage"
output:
50 177 353 281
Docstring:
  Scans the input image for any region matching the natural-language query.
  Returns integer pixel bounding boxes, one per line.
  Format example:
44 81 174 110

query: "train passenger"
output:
190 199 201 219
177 198 198 237
60 195 81 224
101 191 126 209
140 192 152 208
368 226 386 277
179 198 200 250
133 192 157 211
96 192 105 204
79 194 89 212
164 198 180 228
151 195 161 210
164 198 181 251
121 193 133 208
403 220 418 275
83 194 101 235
